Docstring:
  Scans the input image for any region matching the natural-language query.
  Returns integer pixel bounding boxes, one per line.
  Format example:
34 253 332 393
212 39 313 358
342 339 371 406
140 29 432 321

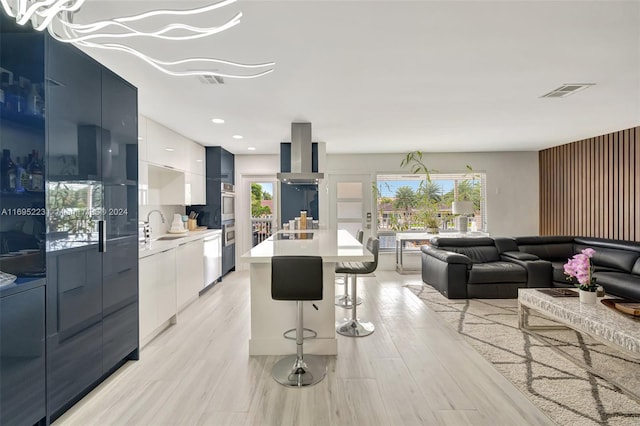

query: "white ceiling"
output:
77 0 640 155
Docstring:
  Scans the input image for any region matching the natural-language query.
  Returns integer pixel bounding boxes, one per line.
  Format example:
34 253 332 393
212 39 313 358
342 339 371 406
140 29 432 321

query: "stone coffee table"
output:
518 288 640 400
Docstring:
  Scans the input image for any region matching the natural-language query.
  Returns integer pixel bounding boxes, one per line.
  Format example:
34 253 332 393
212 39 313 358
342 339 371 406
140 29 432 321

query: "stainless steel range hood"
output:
277 122 324 184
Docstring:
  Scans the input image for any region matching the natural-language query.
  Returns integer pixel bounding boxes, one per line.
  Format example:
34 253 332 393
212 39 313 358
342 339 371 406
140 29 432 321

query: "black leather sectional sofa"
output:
420 235 640 300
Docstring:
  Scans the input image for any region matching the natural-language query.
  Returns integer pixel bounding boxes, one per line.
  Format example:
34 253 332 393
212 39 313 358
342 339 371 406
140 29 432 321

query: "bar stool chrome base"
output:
336 318 375 337
272 355 327 387
334 294 363 308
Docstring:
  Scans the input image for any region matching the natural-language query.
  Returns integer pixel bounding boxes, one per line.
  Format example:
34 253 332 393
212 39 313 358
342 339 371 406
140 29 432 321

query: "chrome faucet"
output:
146 209 166 223
145 210 166 244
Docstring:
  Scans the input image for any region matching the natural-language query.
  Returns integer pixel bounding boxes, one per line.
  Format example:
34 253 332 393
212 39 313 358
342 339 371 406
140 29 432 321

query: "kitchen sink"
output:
155 235 187 241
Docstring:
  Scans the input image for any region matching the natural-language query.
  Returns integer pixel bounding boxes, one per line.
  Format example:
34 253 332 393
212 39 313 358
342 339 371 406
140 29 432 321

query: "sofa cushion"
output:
574 244 639 273
633 258 640 276
551 261 578 285
593 271 640 301
468 262 527 284
431 237 499 264
517 243 575 261
446 246 500 264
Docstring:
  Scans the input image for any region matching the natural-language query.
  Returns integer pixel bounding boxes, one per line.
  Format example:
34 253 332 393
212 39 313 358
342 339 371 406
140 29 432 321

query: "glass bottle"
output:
15 156 25 193
21 154 32 190
30 150 44 190
1 149 10 191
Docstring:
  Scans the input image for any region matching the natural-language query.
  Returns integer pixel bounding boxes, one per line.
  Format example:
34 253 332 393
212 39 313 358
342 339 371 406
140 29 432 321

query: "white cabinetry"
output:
146 119 188 170
176 239 204 311
139 115 206 206
148 164 186 205
138 115 148 161
185 171 206 205
189 141 206 175
139 248 177 345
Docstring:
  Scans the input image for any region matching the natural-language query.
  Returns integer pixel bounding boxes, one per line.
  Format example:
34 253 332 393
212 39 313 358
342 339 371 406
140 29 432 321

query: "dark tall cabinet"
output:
1 14 139 424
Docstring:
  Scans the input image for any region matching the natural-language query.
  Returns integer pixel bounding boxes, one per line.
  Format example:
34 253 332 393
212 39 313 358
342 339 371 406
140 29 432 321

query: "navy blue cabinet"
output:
220 148 235 184
0 284 46 426
44 38 139 421
192 147 235 229
100 69 139 374
1 14 138 424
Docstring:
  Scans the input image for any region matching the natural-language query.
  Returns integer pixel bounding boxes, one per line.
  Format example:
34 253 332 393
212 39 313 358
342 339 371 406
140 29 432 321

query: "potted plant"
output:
563 248 598 303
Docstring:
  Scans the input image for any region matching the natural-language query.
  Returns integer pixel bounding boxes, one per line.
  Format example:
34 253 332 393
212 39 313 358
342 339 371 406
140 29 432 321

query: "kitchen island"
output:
241 229 373 355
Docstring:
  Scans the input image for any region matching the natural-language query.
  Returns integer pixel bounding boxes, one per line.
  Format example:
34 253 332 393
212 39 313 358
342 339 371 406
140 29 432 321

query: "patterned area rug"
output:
406 283 640 426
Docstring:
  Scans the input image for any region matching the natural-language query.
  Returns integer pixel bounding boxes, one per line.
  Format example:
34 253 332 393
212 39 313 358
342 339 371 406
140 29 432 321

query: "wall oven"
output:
223 221 235 247
221 183 235 222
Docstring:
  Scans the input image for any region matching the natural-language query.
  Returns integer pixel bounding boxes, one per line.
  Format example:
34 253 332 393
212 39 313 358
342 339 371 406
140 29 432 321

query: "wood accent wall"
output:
539 126 640 241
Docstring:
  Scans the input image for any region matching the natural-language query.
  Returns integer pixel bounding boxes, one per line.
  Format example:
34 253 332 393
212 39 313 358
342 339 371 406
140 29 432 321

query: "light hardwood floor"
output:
55 270 555 426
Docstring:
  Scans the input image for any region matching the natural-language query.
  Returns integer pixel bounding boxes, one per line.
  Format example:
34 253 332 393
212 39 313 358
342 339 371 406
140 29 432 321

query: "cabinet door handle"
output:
99 220 106 252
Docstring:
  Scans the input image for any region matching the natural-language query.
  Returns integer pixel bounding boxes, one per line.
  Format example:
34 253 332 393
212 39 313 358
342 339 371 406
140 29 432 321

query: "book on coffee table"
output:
537 288 578 297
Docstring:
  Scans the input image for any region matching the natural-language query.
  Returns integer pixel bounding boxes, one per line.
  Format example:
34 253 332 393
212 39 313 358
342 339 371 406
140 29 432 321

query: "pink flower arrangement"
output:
563 248 597 291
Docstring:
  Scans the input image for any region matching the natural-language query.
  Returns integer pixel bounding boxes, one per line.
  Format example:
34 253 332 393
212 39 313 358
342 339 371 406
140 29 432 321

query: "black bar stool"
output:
335 229 364 308
336 237 379 337
271 255 326 387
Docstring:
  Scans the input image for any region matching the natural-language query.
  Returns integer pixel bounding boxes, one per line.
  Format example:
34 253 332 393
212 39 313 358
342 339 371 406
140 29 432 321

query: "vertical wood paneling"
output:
636 128 640 241
539 126 640 241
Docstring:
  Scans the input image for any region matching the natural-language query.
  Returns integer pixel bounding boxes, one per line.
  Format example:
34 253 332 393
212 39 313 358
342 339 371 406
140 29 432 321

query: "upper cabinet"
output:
138 115 148 162
139 116 205 206
189 141 205 176
146 119 188 171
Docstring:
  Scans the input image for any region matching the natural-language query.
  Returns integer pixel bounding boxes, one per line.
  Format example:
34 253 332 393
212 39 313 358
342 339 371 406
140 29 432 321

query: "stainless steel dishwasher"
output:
203 233 222 289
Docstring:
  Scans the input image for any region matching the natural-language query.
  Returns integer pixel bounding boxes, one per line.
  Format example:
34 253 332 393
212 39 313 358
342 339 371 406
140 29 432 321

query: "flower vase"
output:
579 289 597 304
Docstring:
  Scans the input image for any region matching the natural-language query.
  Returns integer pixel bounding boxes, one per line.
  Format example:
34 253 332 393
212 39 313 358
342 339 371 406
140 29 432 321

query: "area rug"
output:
406 283 640 426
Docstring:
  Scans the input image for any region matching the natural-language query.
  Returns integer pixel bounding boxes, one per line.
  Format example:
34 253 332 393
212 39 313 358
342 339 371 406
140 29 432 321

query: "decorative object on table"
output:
601 299 640 316
451 200 474 233
0 0 274 79
563 247 597 303
168 213 188 233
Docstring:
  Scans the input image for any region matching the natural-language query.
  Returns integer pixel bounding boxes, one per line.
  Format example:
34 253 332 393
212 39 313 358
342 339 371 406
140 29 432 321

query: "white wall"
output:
327 151 540 238
234 150 540 271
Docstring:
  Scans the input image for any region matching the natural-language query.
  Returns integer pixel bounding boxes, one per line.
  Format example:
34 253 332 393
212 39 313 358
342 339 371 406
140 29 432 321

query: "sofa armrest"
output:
501 251 539 261
421 246 472 266
421 248 470 299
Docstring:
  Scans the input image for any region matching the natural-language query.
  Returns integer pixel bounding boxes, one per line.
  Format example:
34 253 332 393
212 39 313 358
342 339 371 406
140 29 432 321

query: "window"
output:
375 172 486 250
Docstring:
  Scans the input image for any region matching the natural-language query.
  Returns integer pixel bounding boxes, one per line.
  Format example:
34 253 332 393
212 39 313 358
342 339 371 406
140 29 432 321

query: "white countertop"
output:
241 229 373 263
139 229 222 259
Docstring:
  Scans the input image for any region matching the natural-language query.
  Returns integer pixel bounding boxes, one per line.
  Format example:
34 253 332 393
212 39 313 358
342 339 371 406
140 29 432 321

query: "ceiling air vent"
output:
196 75 224 85
541 83 594 98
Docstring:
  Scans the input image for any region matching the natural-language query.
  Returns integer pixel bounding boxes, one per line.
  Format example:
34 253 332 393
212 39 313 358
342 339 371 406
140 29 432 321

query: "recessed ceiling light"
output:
137 137 143 140
232 135 243 139
165 148 175 152
247 146 256 151
211 118 225 124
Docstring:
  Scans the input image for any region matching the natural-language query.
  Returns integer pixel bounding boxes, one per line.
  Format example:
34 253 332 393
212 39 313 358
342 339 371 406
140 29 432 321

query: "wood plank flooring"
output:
54 271 555 426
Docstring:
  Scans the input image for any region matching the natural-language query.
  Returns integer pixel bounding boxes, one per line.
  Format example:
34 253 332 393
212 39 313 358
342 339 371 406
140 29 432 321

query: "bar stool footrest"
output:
283 327 318 341
335 294 363 308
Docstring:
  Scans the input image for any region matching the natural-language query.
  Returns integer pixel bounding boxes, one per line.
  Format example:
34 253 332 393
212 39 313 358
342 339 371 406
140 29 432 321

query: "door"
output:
329 174 373 241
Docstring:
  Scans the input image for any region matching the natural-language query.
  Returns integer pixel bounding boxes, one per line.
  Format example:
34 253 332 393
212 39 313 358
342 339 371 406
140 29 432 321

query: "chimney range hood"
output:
277 122 324 184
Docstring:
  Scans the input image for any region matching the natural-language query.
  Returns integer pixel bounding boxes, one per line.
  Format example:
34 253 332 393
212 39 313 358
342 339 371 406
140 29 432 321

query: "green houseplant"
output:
399 151 441 233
